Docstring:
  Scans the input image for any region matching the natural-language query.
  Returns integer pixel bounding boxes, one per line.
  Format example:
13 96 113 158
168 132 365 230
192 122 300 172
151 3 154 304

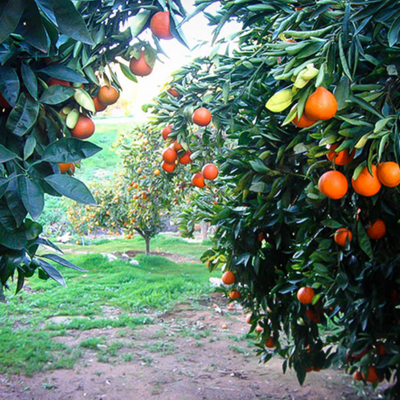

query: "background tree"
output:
145 0 400 398
0 0 187 294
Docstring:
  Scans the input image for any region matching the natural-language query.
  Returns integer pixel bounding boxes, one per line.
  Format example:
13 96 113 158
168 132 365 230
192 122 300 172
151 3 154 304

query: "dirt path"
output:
0 294 384 400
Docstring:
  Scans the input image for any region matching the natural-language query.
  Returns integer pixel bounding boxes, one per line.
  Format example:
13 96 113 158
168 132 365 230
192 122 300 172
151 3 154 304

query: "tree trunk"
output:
200 221 209 240
145 236 150 255
0 285 6 303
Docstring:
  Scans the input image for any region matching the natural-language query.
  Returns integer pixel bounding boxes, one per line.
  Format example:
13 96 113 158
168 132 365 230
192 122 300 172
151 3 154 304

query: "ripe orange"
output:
47 78 71 87
229 290 241 300
71 114 95 140
97 85 119 106
58 163 75 174
0 92 11 108
353 370 363 381
377 161 400 187
292 113 315 128
362 366 379 383
297 287 315 304
257 232 265 242
305 308 320 323
173 140 183 151
318 170 348 199
366 219 386 240
162 125 172 140
191 172 205 188
129 50 153 76
162 147 177 164
304 87 337 121
167 87 179 97
162 161 175 173
93 96 107 112
202 163 219 180
255 325 263 333
334 228 353 246
222 271 235 285
376 342 386 356
245 314 252 324
150 11 173 40
153 169 161 176
326 143 355 166
351 165 381 197
192 107 212 126
265 337 275 348
179 150 192 165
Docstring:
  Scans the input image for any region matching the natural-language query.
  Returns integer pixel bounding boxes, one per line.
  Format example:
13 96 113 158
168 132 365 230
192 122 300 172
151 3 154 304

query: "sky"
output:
115 0 240 121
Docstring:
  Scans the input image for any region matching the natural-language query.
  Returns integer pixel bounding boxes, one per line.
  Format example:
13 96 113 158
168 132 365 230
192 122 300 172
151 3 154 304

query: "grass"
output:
0 247 217 375
59 234 212 260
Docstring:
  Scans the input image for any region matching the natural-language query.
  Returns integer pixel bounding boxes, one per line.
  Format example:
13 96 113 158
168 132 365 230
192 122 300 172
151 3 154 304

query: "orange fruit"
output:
222 271 235 285
366 219 386 240
265 337 275 348
153 169 161 176
173 141 183 151
255 325 263 333
245 314 252 324
192 107 212 126
353 371 363 381
257 232 265 242
0 92 11 108
362 366 379 383
129 50 153 76
351 165 381 197
305 309 320 323
304 87 337 121
318 170 348 199
326 143 355 166
179 150 192 165
167 87 180 97
334 228 353 246
97 85 119 106
229 290 241 300
150 11 173 40
377 161 400 187
58 163 75 174
162 162 175 173
191 172 205 188
47 77 70 87
202 163 219 180
71 114 95 140
93 96 107 112
162 147 177 164
297 287 315 304
161 125 172 140
376 342 386 356
292 113 315 128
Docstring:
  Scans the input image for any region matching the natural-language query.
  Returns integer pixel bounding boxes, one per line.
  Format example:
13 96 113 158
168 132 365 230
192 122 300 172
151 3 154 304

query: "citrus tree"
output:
68 123 188 254
0 0 187 295
144 0 400 397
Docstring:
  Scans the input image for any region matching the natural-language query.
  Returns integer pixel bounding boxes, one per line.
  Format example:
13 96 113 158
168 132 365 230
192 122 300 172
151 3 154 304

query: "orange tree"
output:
145 0 400 398
68 124 187 254
0 0 188 295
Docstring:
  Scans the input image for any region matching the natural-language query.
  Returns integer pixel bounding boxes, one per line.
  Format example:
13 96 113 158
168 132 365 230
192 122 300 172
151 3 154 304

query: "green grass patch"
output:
0 249 216 375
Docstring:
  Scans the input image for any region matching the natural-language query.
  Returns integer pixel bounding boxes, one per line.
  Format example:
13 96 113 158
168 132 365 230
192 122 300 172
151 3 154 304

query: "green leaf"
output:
250 159 269 173
0 65 20 106
44 174 97 205
50 0 93 45
357 221 373 259
73 88 95 113
350 95 383 118
18 176 44 220
284 26 334 39
37 258 66 286
374 117 392 134
66 109 79 129
40 85 75 105
0 145 20 163
388 15 400 47
41 138 102 163
321 219 343 229
338 36 352 81
129 9 151 37
6 93 39 137
40 254 86 271
222 80 230 105
40 65 88 83
119 63 138 83
21 63 38 101
24 136 36 160
334 76 351 111
0 0 25 43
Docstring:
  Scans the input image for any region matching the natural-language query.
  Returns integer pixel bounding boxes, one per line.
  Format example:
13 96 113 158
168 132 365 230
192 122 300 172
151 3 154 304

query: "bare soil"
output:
0 293 383 400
